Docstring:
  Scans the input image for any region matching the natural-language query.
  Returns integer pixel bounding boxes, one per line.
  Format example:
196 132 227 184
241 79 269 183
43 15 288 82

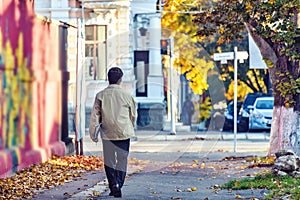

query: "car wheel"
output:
238 119 249 132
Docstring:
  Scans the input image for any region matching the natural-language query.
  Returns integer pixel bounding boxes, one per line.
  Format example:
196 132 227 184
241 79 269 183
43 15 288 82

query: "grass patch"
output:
222 172 300 199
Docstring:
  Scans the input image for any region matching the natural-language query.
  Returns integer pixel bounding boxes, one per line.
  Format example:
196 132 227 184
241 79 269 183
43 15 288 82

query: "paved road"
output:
33 130 271 200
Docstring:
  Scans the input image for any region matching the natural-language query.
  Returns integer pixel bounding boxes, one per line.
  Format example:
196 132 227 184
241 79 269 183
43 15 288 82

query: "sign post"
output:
213 47 248 152
169 38 176 135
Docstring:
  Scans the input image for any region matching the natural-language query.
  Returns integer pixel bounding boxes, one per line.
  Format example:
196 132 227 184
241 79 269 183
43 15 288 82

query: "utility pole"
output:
169 38 176 135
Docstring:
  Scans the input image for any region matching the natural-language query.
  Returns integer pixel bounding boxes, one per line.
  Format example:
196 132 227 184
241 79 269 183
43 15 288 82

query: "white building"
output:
34 0 166 130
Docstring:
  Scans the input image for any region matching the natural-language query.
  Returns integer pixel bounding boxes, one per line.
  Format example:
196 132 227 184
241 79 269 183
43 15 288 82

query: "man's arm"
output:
89 96 102 142
129 96 137 127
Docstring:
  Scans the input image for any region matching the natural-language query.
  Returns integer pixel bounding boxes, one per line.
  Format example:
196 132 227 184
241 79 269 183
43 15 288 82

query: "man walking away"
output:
89 67 137 198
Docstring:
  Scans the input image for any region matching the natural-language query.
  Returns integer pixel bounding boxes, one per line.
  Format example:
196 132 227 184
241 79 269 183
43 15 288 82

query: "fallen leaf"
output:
191 163 198 168
234 181 239 187
200 163 206 169
0 155 145 199
212 189 218 194
92 190 100 196
63 192 72 196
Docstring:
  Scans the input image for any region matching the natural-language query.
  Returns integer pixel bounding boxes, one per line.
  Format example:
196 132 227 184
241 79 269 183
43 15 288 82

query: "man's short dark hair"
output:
108 67 123 84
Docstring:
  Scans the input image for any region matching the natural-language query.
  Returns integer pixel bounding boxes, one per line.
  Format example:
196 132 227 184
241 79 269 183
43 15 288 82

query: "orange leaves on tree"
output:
162 0 215 95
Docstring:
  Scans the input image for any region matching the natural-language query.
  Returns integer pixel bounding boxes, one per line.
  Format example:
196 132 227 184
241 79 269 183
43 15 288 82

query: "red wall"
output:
0 0 66 178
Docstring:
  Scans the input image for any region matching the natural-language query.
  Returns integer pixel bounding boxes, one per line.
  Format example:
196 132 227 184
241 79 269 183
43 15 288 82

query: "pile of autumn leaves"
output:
0 155 104 199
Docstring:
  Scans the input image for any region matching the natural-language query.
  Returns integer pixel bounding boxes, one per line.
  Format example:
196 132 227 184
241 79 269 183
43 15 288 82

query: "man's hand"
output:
91 123 103 143
91 136 99 143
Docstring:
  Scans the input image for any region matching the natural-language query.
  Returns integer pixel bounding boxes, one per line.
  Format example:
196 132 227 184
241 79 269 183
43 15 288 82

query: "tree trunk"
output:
269 107 300 156
246 23 300 156
268 60 300 156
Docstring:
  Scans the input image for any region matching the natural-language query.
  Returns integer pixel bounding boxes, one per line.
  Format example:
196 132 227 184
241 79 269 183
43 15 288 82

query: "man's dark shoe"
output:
112 185 122 198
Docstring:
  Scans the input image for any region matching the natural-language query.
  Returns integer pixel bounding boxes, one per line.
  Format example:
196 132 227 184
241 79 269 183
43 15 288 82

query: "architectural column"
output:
147 13 164 103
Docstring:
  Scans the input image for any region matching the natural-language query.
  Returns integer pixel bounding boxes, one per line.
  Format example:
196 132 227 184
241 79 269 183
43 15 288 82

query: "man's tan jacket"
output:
89 84 137 141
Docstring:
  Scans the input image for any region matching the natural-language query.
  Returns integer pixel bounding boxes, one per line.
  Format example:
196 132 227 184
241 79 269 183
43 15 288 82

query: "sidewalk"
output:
133 129 270 141
32 130 270 199
81 130 270 156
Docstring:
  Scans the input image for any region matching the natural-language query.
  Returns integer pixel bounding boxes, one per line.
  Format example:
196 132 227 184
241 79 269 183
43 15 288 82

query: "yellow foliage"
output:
216 46 222 53
198 97 212 122
246 70 267 93
263 58 274 68
217 36 226 44
162 0 213 95
218 25 225 34
225 80 249 102
228 65 234 72
245 2 253 10
225 69 267 101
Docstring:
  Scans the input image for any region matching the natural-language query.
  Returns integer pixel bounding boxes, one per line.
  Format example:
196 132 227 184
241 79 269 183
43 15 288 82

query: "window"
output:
85 25 107 80
134 51 149 97
256 100 274 109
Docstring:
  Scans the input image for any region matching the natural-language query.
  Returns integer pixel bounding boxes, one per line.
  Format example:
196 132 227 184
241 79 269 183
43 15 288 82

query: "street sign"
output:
236 51 249 60
213 52 234 60
236 51 248 63
213 52 234 64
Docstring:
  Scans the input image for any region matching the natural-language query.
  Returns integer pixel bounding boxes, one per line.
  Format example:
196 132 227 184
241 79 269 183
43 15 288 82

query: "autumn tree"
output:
161 0 269 103
203 34 270 101
193 0 300 155
161 0 217 95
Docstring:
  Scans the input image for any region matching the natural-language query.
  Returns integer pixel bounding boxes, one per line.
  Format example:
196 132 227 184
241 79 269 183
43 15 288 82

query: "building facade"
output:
34 0 166 130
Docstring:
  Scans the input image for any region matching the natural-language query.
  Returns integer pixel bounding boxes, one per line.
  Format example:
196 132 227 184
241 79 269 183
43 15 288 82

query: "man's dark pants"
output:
102 139 130 190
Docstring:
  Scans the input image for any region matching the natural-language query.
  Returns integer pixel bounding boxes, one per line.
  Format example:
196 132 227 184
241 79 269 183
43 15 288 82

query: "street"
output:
31 130 271 200
82 130 270 156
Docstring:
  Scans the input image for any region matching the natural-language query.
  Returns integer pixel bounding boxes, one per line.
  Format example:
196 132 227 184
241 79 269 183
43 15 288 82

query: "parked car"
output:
248 97 274 130
238 93 272 132
223 101 242 131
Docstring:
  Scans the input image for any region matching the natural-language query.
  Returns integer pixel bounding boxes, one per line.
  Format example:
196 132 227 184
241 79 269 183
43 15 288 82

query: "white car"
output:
248 97 274 130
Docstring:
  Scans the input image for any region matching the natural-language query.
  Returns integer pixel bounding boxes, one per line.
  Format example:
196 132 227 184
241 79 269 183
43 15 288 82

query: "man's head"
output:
108 67 123 84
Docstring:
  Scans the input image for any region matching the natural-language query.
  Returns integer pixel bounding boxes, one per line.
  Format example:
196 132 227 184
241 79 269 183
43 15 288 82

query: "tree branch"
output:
252 69 263 93
243 79 258 93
